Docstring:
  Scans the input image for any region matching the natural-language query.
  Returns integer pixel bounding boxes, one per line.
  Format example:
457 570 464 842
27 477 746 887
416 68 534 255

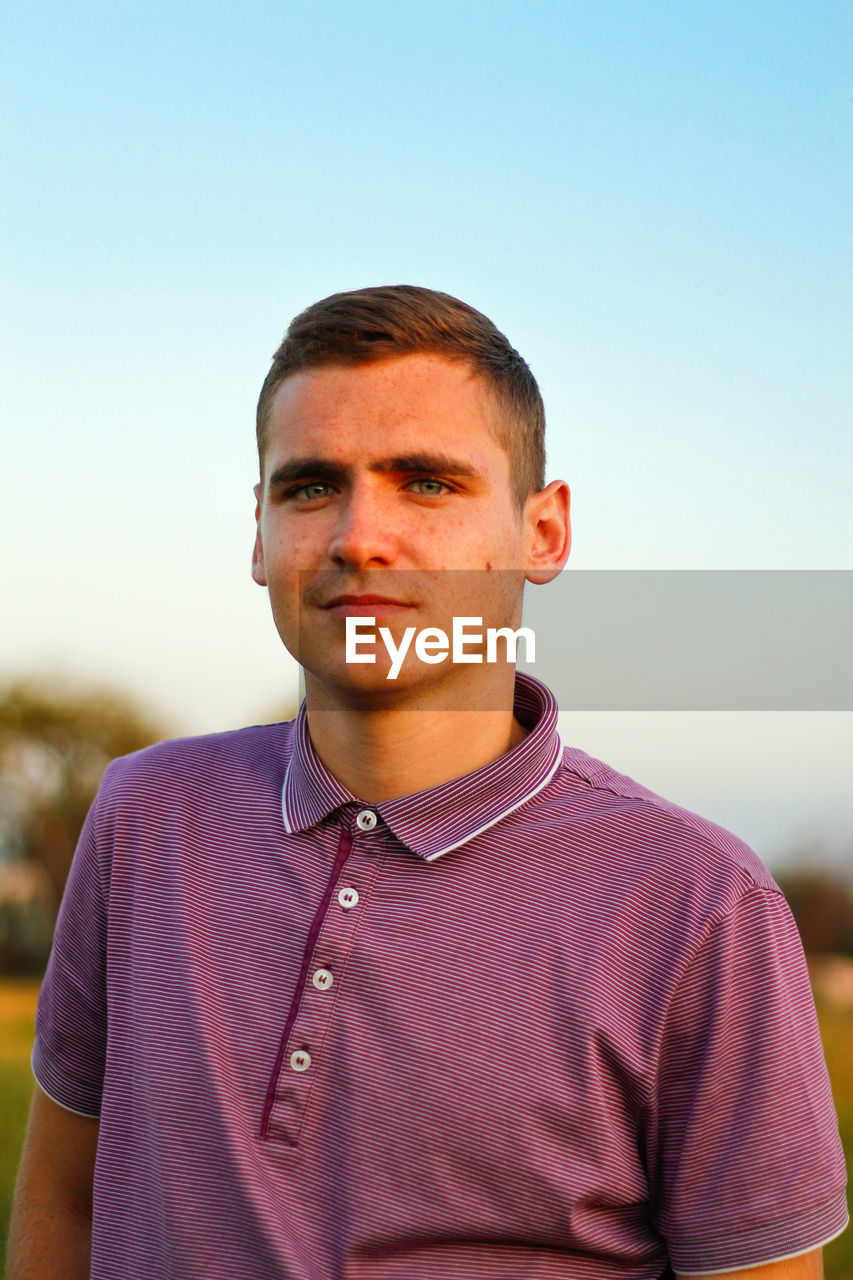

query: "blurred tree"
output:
0 680 168 911
775 866 853 957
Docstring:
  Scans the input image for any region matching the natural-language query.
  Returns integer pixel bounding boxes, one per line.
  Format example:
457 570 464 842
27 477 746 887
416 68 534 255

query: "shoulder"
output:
524 743 782 955
552 743 774 883
95 719 297 818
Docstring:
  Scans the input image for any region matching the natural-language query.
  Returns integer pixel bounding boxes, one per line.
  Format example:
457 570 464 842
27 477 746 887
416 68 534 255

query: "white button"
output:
338 887 359 910
356 808 378 831
289 1049 311 1073
312 967 334 991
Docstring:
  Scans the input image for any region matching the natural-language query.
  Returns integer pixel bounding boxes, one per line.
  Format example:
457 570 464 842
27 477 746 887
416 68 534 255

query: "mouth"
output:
322 594 417 617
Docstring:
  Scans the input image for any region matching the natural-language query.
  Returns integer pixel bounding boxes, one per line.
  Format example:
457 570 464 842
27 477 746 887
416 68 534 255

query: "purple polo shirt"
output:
34 673 847 1279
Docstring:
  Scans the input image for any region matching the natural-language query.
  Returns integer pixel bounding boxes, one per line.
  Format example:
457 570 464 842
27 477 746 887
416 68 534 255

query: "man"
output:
8 286 848 1278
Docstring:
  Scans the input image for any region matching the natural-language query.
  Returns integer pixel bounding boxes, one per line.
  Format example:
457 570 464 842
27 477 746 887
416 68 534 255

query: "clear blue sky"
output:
1 1 850 867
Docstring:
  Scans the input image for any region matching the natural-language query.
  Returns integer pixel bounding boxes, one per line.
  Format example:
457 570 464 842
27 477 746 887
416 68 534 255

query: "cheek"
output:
260 516 298 568
434 508 509 553
470 513 525 567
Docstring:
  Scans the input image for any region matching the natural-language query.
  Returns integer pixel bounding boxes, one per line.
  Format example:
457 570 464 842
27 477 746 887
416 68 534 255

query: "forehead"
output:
264 354 503 463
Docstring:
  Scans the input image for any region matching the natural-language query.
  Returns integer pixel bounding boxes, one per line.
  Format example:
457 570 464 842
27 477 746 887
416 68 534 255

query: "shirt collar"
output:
281 672 562 862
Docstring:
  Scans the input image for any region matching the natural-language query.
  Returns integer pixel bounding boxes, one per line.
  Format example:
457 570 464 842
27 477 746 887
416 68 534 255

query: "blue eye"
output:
288 482 332 501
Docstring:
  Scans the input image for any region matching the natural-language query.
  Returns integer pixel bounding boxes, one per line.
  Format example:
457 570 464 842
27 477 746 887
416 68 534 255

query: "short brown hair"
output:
256 285 546 507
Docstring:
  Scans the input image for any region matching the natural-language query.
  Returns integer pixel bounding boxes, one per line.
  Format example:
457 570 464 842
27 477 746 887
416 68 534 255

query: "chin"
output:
303 660 499 712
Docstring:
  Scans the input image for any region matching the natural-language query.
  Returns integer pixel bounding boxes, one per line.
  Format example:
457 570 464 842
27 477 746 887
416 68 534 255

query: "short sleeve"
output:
646 886 848 1274
32 784 110 1117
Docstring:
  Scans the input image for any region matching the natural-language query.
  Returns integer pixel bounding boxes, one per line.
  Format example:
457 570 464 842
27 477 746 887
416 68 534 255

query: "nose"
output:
326 480 397 570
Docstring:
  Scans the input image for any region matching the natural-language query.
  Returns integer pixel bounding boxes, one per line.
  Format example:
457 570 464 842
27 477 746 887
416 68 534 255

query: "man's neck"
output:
303 672 529 803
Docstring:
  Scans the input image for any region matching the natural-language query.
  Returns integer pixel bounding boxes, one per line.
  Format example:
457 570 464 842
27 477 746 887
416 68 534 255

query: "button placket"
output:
265 828 384 1145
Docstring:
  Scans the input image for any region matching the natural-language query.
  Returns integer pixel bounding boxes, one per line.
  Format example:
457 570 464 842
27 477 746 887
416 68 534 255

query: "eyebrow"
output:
267 453 481 489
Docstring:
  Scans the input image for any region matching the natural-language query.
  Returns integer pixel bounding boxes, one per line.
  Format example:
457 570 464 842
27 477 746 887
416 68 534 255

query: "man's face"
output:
252 353 559 701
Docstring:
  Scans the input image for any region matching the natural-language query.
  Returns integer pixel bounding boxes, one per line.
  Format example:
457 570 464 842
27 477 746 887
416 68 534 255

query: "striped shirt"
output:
33 672 848 1278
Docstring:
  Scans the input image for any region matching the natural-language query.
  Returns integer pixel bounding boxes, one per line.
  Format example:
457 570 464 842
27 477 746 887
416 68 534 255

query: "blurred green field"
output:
1 979 851 1276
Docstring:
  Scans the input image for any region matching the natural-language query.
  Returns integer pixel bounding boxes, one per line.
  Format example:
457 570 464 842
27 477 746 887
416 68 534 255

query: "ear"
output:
524 480 571 585
251 482 267 586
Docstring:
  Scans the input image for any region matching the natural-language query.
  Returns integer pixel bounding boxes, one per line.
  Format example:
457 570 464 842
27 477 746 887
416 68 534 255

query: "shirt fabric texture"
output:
33 673 848 1279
